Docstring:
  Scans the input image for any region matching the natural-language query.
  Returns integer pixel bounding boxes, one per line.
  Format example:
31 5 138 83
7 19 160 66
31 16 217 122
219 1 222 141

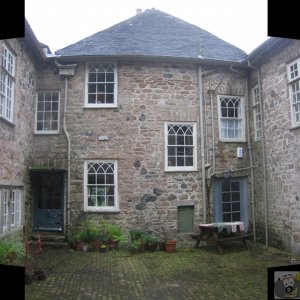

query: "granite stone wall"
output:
0 39 37 237
249 39 300 251
32 60 249 244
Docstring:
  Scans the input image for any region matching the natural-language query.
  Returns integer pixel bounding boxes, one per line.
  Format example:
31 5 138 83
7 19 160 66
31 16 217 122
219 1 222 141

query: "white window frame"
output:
287 58 300 128
84 160 119 212
10 190 16 228
217 95 246 142
35 90 60 134
15 189 22 226
164 122 197 172
85 62 118 108
0 45 15 123
1 190 9 233
251 85 262 140
0 187 23 235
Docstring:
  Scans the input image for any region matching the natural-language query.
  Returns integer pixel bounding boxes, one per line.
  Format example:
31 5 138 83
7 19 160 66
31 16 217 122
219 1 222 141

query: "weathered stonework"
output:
29 59 248 244
249 39 300 251
2 19 298 252
0 38 38 237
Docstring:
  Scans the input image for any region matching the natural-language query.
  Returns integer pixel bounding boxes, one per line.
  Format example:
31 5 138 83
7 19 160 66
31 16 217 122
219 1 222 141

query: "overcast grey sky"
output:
25 0 268 54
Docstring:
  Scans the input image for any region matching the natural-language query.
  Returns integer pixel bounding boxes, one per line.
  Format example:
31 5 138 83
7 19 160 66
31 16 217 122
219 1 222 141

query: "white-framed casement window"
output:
287 58 300 128
0 187 23 235
251 85 262 140
0 45 15 123
218 95 246 142
35 91 60 134
85 62 117 108
84 161 119 212
165 122 197 172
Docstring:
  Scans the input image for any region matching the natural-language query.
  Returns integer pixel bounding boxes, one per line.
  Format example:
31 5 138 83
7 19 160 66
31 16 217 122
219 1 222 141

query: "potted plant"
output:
128 239 141 254
68 229 83 251
104 222 124 250
165 240 177 253
154 202 177 252
129 229 148 252
79 220 99 251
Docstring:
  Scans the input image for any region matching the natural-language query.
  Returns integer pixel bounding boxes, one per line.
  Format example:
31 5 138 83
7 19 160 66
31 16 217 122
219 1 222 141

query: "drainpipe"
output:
208 90 216 172
198 65 207 223
56 62 76 236
248 61 268 248
63 77 71 234
229 63 256 240
207 76 223 173
245 78 256 242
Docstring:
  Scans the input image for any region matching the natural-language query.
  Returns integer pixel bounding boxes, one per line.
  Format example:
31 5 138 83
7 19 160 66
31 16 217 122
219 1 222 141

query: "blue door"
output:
214 177 249 232
31 171 64 232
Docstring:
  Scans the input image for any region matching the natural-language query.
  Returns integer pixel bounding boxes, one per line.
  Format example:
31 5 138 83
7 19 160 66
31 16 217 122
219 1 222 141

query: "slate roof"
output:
56 8 247 63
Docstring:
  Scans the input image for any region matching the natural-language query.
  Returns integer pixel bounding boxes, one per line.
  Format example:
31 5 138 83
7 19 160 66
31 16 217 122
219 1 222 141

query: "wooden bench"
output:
191 230 253 254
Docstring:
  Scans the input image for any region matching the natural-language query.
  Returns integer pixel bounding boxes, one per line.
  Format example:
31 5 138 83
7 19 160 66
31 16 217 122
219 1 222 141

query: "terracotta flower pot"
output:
165 240 176 253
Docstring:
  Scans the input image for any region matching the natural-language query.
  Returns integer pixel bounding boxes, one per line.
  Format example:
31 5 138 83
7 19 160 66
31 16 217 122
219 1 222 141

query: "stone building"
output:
0 9 299 251
0 20 45 239
247 38 300 251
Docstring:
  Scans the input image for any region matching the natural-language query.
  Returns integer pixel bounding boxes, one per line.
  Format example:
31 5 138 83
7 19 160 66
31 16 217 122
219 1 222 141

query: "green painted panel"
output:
178 206 194 232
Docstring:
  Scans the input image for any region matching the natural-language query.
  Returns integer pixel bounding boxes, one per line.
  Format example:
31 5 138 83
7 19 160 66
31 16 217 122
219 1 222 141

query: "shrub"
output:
0 240 25 265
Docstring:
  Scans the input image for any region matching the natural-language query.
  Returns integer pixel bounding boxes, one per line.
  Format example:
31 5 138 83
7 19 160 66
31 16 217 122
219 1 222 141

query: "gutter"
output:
198 65 207 223
247 60 268 248
229 63 256 239
56 62 77 236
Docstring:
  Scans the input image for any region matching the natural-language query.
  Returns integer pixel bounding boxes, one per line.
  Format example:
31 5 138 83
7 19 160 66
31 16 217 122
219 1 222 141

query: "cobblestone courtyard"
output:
25 243 300 300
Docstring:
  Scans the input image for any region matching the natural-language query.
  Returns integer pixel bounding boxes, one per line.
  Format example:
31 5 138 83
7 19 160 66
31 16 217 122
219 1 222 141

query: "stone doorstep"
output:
32 232 69 249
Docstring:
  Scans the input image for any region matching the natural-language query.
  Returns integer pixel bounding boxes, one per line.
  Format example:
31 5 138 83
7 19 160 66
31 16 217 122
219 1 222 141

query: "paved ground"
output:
25 242 300 300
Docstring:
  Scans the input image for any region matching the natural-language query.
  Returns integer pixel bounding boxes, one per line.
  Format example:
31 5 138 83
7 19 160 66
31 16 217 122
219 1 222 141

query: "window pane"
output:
97 196 105 206
89 73 96 82
168 135 176 145
232 192 240 202
185 157 193 166
223 213 231 222
88 196 96 206
232 212 240 222
222 182 230 192
106 186 114 195
97 73 105 82
106 73 114 82
88 94 96 104
185 147 193 155
106 84 114 93
168 157 176 166
232 202 240 211
177 157 184 166
231 182 240 191
185 135 193 145
106 174 114 184
177 135 184 145
97 174 105 184
168 147 175 156
222 203 231 213
88 84 96 93
177 147 184 155
107 196 114 206
106 94 114 103
222 193 230 202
